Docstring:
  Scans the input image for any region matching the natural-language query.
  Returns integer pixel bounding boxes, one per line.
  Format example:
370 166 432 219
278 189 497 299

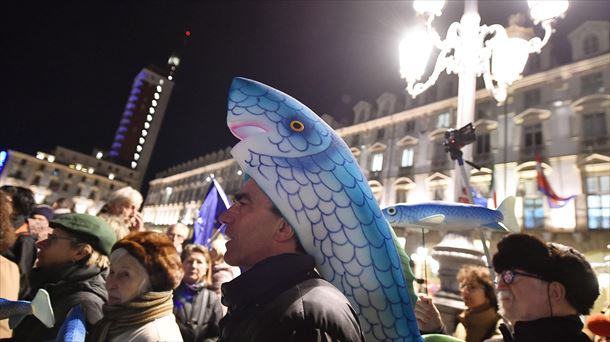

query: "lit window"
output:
131 161 137 169
139 138 145 144
108 173 115 180
144 122 150 129
586 175 610 229
168 76 173 81
149 107 155 114
47 155 55 163
147 115 153 122
370 152 384 172
141 129 148 137
134 153 140 161
156 86 163 92
136 145 143 152
436 112 450 128
152 100 158 107
524 197 545 229
88 168 94 174
154 93 160 100
401 148 414 167
96 151 103 159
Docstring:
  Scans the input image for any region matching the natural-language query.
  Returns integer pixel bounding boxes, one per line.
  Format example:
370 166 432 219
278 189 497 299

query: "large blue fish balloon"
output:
227 77 422 341
382 197 518 233
0 289 55 329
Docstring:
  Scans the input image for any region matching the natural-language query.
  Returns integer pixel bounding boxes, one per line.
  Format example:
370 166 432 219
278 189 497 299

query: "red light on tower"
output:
185 30 191 37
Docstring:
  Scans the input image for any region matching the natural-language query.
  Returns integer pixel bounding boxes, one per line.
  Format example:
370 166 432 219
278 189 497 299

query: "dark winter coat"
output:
2 231 37 299
219 253 364 342
10 263 108 342
500 315 591 342
174 282 223 342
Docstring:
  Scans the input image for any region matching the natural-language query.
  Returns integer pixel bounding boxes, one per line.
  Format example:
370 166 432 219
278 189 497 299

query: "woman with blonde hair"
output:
173 244 223 341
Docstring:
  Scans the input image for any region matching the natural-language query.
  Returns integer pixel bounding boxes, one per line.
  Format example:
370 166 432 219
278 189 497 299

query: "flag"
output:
536 154 576 208
192 179 231 247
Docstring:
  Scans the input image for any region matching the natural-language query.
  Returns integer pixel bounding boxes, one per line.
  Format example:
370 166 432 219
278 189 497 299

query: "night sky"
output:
3 1 609 190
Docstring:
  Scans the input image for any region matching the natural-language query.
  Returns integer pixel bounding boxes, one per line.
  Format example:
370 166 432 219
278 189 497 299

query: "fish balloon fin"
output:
482 222 509 232
419 214 445 225
31 289 55 328
389 222 418 307
497 196 519 233
54 305 86 342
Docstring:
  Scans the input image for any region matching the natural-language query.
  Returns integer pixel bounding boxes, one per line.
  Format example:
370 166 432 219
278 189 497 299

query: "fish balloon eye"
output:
387 207 396 216
290 120 305 132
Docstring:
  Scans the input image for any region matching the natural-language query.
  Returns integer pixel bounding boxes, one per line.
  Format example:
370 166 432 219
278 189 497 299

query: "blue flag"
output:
192 179 231 247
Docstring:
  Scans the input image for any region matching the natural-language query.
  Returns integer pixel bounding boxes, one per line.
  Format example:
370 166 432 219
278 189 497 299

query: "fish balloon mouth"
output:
229 121 269 141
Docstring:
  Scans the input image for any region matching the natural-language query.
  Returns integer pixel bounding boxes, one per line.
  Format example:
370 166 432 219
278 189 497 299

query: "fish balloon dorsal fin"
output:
419 214 445 224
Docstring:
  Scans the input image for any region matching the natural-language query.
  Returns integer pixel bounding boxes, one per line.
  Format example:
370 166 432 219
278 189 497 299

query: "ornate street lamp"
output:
398 2 568 329
399 0 568 202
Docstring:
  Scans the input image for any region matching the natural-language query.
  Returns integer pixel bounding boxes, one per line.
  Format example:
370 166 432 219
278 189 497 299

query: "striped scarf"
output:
91 291 174 342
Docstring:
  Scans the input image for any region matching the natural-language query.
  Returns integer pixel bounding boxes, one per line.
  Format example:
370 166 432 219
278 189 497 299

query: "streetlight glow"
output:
528 0 569 23
399 28 433 83
413 0 445 16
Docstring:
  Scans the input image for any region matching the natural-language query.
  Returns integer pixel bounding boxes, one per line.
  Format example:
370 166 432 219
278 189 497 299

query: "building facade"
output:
0 148 128 214
143 22 610 254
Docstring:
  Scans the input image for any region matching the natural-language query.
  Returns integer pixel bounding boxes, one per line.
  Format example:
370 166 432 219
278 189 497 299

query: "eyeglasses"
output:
498 269 546 285
47 234 80 244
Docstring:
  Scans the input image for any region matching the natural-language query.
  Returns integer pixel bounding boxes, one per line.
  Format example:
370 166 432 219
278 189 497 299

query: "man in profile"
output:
217 179 364 342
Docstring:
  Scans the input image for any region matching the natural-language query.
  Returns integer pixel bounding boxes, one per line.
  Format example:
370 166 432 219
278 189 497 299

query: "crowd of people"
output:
0 180 608 341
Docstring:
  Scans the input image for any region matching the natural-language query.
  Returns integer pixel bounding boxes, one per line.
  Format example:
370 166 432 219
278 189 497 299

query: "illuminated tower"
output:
107 32 189 188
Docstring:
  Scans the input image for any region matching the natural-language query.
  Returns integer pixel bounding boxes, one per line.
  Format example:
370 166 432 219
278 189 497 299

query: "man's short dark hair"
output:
493 233 599 315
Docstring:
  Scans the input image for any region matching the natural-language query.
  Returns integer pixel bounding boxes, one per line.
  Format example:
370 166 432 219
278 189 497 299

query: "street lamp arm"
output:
406 44 454 98
529 19 554 53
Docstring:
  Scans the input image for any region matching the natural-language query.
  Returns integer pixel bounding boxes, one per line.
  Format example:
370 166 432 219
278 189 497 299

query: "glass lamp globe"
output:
528 0 569 23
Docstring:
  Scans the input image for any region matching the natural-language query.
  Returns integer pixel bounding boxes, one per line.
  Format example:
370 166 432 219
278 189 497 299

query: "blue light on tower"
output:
0 150 8 176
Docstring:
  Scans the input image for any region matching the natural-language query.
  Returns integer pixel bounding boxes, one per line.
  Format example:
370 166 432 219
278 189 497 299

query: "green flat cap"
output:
49 213 116 255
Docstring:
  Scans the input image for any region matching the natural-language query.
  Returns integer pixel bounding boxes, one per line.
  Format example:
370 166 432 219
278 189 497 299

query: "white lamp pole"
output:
400 0 568 203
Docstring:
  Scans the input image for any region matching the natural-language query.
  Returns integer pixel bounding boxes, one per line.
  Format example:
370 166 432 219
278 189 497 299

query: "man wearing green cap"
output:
10 213 117 342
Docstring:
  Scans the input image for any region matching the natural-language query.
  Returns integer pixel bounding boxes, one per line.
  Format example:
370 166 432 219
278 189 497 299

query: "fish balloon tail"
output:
6 289 55 329
497 196 519 233
389 221 418 306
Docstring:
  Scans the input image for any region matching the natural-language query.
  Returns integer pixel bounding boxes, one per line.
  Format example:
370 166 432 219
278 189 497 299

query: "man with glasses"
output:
10 213 116 341
166 223 189 254
492 233 599 342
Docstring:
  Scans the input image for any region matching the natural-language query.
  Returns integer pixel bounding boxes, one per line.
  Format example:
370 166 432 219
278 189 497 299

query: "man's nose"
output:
219 207 234 224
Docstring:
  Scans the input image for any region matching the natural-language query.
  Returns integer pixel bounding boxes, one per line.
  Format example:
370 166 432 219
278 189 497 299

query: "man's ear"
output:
274 219 295 243
73 244 93 263
548 281 566 303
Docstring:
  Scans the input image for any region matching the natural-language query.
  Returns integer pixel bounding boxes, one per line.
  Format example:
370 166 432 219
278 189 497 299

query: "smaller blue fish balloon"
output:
382 197 518 233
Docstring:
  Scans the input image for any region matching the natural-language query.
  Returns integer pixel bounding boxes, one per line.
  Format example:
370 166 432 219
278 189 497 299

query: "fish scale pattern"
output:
228 77 423 341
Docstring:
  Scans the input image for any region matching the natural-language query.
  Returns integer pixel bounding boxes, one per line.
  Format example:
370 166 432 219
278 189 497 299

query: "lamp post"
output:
399 0 568 203
398 1 568 332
